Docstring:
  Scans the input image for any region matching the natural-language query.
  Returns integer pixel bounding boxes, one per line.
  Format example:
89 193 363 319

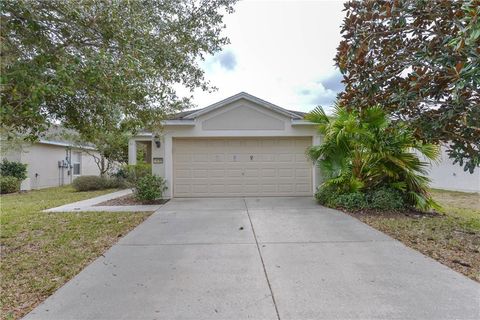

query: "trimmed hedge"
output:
72 176 127 191
0 176 21 194
72 176 105 191
315 185 408 211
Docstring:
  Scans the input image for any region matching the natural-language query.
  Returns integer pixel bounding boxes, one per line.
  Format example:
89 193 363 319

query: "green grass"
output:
0 186 151 320
432 188 480 222
355 189 480 282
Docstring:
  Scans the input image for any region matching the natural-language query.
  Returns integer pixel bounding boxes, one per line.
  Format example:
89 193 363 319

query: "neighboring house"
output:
129 92 480 198
426 146 480 193
3 139 102 190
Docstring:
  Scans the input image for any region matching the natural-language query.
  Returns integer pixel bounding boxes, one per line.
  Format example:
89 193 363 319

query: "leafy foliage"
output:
335 192 368 211
307 105 439 211
315 186 406 212
336 0 480 173
314 185 341 207
0 159 27 180
134 174 167 203
1 0 236 140
115 163 152 186
71 175 123 191
366 187 406 211
0 176 21 194
67 127 129 176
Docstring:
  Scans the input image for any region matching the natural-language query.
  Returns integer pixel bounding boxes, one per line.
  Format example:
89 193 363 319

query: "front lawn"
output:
347 189 480 282
0 186 151 320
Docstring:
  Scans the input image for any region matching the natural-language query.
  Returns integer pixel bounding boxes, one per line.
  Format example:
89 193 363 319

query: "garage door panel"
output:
244 184 260 193
261 184 277 193
295 168 310 177
295 153 309 162
173 137 312 197
175 169 191 178
209 184 226 193
192 169 208 178
209 170 226 178
192 184 210 194
225 184 243 193
278 168 294 177
244 169 259 177
296 184 311 192
261 168 276 177
209 153 225 162
276 154 294 162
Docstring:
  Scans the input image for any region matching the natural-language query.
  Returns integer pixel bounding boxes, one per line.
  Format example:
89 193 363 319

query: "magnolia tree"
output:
1 0 237 141
335 0 480 172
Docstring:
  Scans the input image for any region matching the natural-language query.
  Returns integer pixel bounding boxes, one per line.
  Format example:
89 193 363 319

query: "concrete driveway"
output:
25 197 479 320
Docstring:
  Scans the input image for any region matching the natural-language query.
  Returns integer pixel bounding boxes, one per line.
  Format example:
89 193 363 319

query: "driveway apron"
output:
24 197 480 320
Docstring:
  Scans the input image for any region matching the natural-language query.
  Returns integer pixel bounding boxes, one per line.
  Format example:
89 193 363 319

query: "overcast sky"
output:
184 0 346 113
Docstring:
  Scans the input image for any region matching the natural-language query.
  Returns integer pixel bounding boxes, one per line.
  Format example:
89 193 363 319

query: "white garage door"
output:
173 137 313 197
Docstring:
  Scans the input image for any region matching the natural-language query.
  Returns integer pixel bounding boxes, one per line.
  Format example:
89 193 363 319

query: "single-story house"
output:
129 92 320 198
129 92 479 198
3 138 102 190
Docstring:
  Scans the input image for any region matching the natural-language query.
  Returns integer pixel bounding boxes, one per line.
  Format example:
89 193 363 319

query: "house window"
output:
72 152 81 175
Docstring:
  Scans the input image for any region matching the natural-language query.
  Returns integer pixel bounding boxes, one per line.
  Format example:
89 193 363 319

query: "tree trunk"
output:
100 156 107 177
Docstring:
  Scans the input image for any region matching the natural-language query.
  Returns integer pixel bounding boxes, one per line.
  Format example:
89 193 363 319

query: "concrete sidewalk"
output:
25 197 480 320
44 189 163 212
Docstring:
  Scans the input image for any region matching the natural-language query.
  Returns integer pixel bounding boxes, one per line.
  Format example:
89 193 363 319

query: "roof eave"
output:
291 120 317 126
184 92 302 120
38 139 97 151
163 120 196 126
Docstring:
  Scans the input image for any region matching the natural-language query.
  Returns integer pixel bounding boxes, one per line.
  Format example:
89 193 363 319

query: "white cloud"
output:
181 0 347 113
206 50 237 71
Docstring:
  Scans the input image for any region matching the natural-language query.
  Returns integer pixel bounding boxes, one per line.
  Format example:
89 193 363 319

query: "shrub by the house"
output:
0 159 27 180
366 187 406 211
315 185 341 208
335 192 368 211
72 175 126 191
307 105 439 212
0 176 21 194
134 174 167 203
0 159 27 194
114 163 151 186
72 176 106 191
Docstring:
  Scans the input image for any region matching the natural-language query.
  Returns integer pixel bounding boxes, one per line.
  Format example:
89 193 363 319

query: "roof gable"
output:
181 92 304 120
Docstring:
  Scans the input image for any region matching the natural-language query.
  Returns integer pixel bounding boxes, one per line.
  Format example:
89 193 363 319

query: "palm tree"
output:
306 104 440 210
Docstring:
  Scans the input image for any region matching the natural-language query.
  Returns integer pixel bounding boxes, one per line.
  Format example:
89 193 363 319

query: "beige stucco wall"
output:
3 143 103 190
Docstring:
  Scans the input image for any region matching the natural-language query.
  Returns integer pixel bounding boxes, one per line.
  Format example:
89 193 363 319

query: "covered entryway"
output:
173 137 313 197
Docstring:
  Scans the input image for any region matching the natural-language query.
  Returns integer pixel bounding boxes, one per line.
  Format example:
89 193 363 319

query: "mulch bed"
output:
95 194 169 206
342 208 480 282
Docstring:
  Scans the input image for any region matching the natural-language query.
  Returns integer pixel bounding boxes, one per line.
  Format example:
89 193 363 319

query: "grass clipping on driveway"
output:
346 189 480 282
0 186 151 320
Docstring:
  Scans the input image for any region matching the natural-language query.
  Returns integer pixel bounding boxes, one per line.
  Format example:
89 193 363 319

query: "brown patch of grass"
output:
344 189 480 282
0 186 151 320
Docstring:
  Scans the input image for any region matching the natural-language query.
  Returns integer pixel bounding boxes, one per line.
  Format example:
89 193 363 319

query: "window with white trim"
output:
72 152 82 175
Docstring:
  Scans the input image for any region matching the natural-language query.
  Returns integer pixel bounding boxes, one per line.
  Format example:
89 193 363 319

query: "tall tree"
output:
336 0 480 173
1 0 236 139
